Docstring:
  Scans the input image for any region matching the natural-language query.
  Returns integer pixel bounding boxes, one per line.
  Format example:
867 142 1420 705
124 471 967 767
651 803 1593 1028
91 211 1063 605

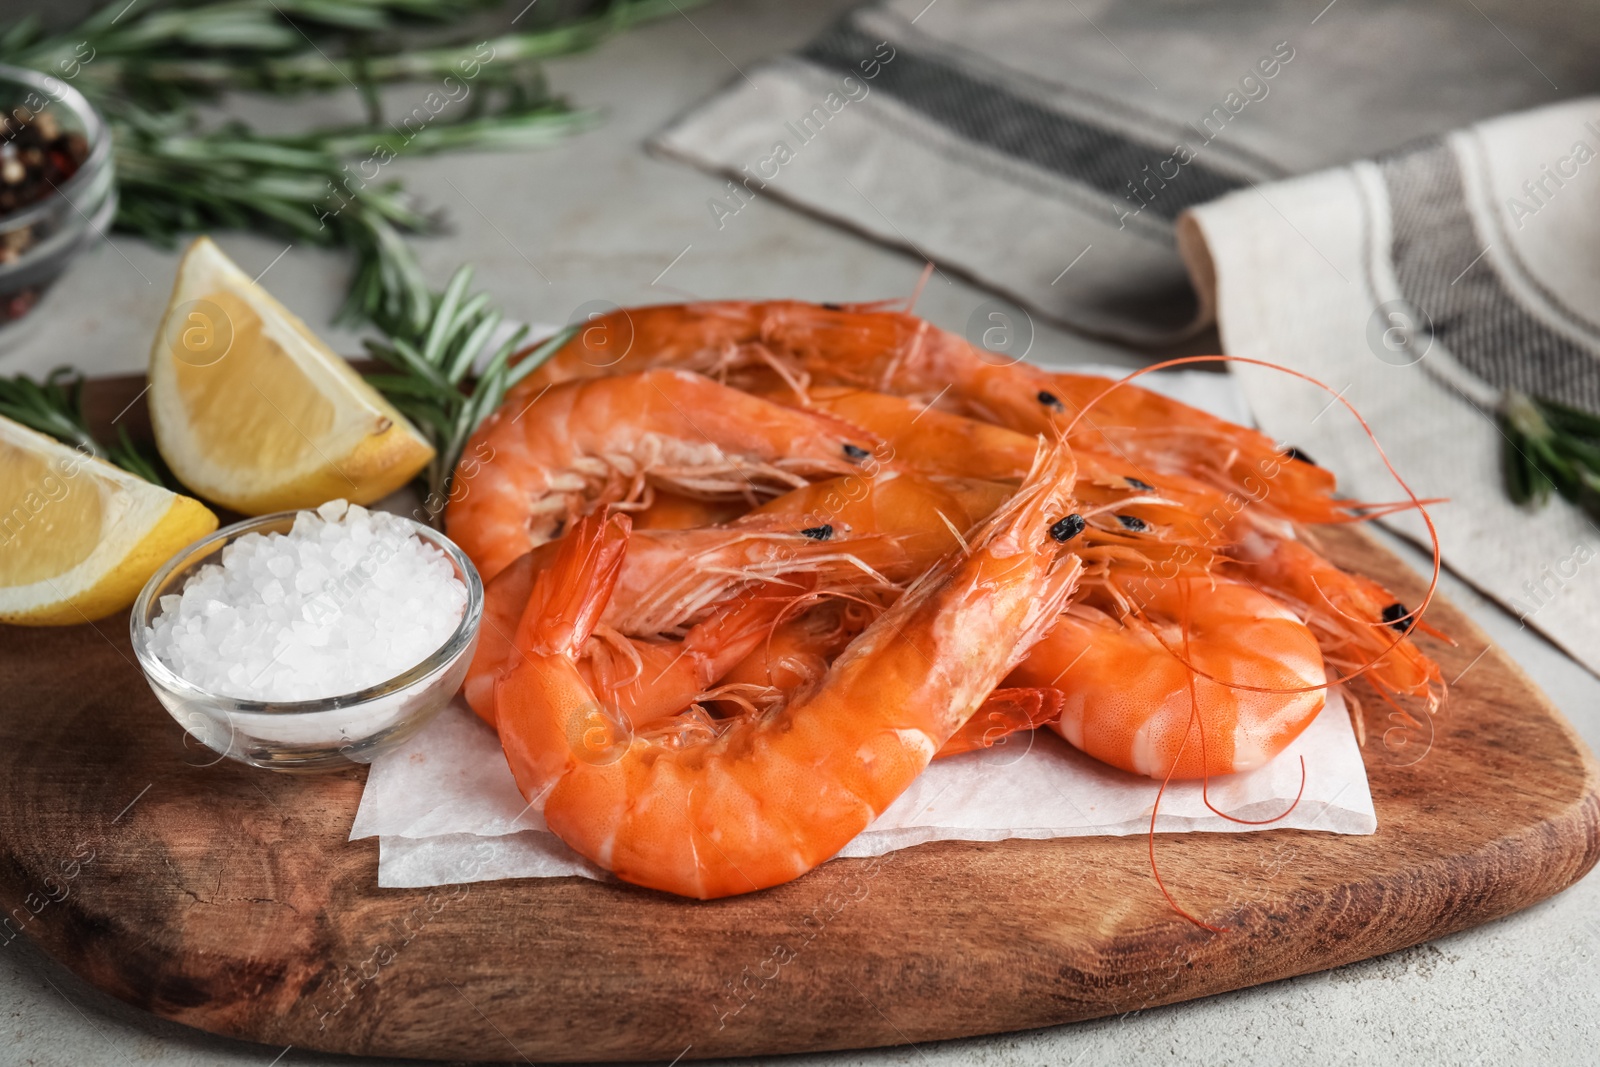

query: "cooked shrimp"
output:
482 300 1441 736
467 470 996 729
746 468 1007 571
447 368 892 580
767 380 1439 768
1223 532 1445 714
507 301 1349 525
491 444 1085 898
1006 576 1327 778
466 558 816 728
758 383 1245 558
463 518 894 722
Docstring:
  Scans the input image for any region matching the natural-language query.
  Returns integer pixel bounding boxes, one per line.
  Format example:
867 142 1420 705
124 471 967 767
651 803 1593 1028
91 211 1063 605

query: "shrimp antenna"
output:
1069 355 1444 701
1164 577 1309 828
1065 355 1440 627
905 262 935 314
1140 558 1306 929
1200 753 1309 826
1147 710 1228 934
1144 585 1230 931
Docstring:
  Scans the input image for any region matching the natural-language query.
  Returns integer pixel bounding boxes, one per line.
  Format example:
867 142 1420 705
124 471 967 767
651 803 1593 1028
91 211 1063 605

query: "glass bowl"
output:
130 511 484 774
0 63 116 342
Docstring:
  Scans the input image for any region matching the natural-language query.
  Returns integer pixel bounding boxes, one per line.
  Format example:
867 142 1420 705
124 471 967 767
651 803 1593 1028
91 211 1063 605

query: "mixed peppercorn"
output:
0 105 91 320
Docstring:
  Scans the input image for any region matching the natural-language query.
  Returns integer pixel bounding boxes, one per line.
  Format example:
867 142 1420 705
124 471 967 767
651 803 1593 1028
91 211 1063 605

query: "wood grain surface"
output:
1 375 1596 1062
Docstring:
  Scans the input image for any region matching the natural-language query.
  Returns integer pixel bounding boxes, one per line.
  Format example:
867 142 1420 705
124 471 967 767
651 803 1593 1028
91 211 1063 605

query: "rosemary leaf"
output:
361 260 579 523
1501 389 1600 520
0 369 167 484
2 0 699 331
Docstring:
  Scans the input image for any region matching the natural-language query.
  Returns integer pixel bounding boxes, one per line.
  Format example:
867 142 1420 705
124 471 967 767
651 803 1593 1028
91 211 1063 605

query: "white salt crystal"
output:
147 502 468 702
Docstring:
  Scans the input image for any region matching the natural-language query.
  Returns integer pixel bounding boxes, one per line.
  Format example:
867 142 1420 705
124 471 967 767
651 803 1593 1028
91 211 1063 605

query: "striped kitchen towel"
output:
1181 98 1600 672
654 0 1597 345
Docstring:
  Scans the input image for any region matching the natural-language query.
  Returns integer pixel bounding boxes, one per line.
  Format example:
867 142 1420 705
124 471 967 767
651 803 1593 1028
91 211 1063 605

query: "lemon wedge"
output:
0 416 218 625
148 236 434 514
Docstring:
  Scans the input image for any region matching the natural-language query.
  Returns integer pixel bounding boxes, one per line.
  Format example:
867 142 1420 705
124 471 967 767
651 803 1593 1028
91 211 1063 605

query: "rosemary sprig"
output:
5 1 692 105
0 0 695 329
108 105 442 330
0 368 167 485
0 1 679 495
363 264 575 522
1501 390 1600 523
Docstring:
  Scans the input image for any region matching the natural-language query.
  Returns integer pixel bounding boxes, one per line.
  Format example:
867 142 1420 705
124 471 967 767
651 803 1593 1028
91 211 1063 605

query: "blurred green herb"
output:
1 0 694 331
0 367 167 484
0 0 684 491
1501 390 1600 524
363 263 574 520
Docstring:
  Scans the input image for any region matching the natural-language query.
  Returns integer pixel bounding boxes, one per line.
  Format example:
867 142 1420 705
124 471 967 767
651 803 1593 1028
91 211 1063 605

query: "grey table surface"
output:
2 2 1597 1064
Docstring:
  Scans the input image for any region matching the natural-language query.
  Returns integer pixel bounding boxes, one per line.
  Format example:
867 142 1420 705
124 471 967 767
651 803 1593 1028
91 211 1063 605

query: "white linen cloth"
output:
653 0 1597 345
1180 98 1600 673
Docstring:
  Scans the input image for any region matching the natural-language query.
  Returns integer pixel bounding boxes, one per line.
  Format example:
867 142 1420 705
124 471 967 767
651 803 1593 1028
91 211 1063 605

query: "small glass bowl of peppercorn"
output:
0 64 115 339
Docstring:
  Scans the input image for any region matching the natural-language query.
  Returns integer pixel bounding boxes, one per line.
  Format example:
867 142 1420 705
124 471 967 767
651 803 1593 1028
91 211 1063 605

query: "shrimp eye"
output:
822 302 844 311
1124 476 1154 491
1116 514 1148 532
1049 514 1086 542
1037 390 1066 412
1286 446 1317 466
1381 602 1413 634
842 443 871 461
800 524 833 541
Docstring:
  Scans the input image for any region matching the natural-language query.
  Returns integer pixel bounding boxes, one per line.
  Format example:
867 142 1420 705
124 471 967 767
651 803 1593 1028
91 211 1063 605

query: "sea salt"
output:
148 500 468 702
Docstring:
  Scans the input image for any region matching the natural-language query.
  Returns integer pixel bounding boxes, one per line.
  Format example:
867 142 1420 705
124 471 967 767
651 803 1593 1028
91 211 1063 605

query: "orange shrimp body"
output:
1007 577 1327 779
1224 533 1445 712
509 302 1348 525
629 492 745 530
754 383 1041 482
447 368 890 581
463 515 896 724
746 468 1007 569
492 446 1085 898
763 384 1245 553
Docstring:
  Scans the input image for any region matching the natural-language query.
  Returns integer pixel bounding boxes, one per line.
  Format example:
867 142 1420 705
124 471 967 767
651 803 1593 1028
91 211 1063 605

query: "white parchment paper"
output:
351 691 1373 888
349 365 1375 888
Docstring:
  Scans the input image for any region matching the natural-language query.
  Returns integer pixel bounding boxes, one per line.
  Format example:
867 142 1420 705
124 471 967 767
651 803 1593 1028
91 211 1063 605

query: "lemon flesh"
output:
148 236 434 514
0 416 218 626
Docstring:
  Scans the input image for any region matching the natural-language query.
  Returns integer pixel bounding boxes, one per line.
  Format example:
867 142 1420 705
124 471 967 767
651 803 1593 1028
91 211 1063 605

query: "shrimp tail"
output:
512 510 632 659
934 687 1066 759
495 510 633 798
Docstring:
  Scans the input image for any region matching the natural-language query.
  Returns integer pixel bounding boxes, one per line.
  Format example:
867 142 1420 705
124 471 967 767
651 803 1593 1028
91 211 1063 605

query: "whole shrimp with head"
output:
445 368 894 581
506 300 1351 527
479 323 1439 778
490 445 1086 898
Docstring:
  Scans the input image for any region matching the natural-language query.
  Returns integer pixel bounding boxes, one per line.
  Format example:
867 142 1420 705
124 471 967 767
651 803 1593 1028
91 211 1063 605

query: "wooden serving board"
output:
1 376 1596 1063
